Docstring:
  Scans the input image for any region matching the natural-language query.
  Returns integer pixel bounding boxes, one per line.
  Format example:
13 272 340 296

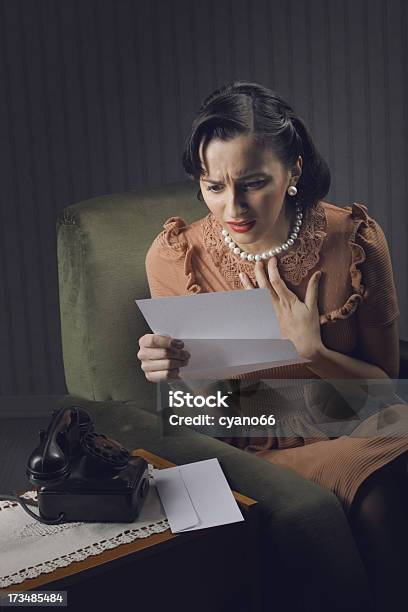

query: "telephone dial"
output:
1 406 149 524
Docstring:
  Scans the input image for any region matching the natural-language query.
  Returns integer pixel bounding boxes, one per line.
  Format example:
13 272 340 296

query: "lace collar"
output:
201 201 327 288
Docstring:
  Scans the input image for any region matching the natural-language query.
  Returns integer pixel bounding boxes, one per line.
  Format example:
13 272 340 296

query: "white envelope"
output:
152 458 244 533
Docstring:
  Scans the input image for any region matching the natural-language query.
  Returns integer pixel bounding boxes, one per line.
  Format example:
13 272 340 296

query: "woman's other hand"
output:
239 257 323 361
137 334 190 382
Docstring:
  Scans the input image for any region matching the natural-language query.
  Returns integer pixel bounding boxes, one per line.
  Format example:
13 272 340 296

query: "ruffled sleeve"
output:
319 202 400 326
347 203 399 327
145 217 202 297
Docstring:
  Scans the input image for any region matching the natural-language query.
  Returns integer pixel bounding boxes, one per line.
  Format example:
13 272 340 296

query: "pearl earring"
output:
287 185 298 196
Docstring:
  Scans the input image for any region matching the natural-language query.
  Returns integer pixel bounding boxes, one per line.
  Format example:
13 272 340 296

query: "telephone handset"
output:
0 406 149 524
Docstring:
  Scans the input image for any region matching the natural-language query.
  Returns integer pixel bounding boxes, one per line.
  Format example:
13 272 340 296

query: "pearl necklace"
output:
221 203 304 262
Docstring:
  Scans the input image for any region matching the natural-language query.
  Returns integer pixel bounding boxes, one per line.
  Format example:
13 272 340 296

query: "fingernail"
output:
171 339 184 348
239 273 245 282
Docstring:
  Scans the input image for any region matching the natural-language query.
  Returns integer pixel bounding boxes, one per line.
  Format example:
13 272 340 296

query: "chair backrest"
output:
57 180 207 407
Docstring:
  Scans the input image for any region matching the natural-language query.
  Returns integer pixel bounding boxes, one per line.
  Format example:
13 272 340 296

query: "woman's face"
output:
199 134 302 252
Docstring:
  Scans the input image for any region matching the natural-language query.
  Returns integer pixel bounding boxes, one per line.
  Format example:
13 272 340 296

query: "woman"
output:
137 81 408 610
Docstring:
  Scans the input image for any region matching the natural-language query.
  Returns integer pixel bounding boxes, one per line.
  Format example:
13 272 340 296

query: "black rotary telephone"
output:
0 406 149 524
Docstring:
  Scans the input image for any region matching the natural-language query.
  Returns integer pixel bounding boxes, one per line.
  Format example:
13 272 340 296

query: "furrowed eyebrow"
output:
201 173 267 184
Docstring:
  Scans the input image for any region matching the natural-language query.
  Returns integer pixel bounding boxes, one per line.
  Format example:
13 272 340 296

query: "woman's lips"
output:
226 220 256 233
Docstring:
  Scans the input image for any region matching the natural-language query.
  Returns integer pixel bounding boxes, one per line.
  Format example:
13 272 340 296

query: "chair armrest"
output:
57 182 201 403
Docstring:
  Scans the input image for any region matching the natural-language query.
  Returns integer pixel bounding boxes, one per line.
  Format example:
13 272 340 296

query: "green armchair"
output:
57 181 373 612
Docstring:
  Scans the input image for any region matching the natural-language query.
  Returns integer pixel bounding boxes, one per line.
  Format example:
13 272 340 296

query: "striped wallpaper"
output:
0 0 407 395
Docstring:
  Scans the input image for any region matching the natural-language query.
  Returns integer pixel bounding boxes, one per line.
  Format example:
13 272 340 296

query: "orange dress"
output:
145 200 408 515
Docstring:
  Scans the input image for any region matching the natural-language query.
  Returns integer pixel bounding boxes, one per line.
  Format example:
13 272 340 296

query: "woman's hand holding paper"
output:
137 334 190 382
239 257 324 362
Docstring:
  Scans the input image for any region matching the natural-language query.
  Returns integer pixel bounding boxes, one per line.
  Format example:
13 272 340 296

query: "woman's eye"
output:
244 181 265 189
207 181 265 193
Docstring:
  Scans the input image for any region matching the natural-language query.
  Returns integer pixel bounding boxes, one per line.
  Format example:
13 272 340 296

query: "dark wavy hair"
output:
182 81 330 210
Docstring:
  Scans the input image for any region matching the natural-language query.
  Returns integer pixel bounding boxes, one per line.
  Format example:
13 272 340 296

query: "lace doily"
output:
0 467 169 588
202 202 327 289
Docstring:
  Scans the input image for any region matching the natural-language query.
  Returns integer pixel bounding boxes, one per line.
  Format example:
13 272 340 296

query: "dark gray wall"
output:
1 0 407 395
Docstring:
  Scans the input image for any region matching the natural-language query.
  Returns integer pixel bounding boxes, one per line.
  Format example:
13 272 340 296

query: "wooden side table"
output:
1 449 262 612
